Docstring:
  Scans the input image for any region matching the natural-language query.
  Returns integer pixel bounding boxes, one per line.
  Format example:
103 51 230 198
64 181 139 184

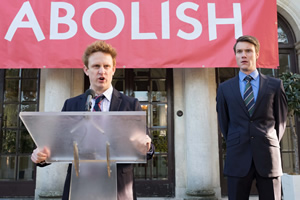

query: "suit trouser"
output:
227 161 281 200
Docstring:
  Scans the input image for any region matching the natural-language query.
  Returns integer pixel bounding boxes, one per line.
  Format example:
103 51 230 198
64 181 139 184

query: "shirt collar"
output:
239 69 259 82
103 85 113 102
93 85 113 102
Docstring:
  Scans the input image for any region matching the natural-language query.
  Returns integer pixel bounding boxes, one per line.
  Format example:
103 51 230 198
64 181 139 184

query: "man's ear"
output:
256 52 259 60
83 65 89 76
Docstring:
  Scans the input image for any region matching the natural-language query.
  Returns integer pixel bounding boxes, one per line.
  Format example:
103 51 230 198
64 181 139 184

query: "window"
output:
0 69 40 197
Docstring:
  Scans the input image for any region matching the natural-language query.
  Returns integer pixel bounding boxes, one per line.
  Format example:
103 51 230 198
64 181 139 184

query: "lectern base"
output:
70 162 117 200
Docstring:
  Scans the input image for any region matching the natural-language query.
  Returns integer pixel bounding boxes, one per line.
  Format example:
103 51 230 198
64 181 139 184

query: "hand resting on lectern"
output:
130 134 152 155
31 147 50 164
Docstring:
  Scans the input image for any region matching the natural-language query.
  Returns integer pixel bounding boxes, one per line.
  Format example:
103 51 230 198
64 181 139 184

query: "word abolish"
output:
5 1 243 41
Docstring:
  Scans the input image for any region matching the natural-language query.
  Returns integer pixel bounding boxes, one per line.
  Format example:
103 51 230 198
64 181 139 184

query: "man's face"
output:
235 41 259 74
83 51 116 95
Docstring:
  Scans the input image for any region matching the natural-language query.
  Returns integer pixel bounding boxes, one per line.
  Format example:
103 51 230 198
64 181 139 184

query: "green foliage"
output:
279 72 300 117
152 130 168 153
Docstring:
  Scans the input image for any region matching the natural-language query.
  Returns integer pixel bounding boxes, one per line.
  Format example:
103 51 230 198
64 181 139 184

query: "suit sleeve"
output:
133 98 142 111
61 99 70 111
274 80 288 141
216 84 229 140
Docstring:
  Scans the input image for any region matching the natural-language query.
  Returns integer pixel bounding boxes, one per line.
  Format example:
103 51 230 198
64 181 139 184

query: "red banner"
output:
0 0 278 68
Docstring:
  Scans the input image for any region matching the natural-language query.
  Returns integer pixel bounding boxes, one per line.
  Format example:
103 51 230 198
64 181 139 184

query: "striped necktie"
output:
243 75 255 116
93 95 105 111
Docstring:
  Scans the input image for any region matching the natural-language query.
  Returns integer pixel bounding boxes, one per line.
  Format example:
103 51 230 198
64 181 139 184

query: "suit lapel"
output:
230 76 249 115
109 88 122 111
79 94 87 111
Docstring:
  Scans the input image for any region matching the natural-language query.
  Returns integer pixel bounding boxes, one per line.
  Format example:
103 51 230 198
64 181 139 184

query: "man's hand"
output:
130 134 152 155
31 147 50 164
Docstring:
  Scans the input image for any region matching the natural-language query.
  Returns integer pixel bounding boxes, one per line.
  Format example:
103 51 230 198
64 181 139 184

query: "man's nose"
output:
98 66 104 73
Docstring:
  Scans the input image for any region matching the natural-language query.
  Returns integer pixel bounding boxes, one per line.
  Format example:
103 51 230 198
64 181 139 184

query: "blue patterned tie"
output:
93 95 105 111
244 75 255 116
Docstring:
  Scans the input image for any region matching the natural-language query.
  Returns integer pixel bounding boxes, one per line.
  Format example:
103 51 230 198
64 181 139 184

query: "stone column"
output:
174 68 188 197
184 68 220 199
35 68 83 199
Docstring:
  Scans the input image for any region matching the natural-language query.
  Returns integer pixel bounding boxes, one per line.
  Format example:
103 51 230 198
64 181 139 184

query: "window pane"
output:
151 91 167 102
20 104 38 128
152 104 167 127
4 79 19 102
21 104 37 112
218 68 238 83
114 69 124 78
140 104 149 125
134 162 151 180
3 104 19 128
22 69 39 78
278 54 290 74
19 130 35 153
134 80 149 101
151 80 167 102
282 153 294 174
134 91 148 101
259 69 276 77
281 127 294 151
112 80 124 93
152 154 168 180
152 80 166 91
0 156 16 180
21 79 38 102
1 130 17 153
152 130 168 153
133 69 149 77
5 69 20 78
281 123 295 174
278 26 288 44
151 69 166 78
18 156 34 180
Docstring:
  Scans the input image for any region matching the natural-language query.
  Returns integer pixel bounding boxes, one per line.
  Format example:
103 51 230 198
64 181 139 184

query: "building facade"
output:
0 0 300 199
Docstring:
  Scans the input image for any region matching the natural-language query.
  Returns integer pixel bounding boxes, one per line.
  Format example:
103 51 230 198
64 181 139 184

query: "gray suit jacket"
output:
216 73 288 178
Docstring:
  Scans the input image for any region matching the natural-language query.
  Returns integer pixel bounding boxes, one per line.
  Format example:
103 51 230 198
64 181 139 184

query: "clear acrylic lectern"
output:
19 111 147 200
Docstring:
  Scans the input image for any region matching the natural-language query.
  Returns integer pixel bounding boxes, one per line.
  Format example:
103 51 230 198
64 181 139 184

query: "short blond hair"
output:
82 40 117 67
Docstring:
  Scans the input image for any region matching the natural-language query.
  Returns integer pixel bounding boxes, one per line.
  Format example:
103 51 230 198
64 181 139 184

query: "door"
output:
0 69 40 197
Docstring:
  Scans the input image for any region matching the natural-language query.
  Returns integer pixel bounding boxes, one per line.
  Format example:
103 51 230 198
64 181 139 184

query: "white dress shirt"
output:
90 85 113 112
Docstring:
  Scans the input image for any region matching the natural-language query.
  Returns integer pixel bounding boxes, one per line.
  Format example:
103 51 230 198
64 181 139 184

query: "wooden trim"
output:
0 181 35 197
